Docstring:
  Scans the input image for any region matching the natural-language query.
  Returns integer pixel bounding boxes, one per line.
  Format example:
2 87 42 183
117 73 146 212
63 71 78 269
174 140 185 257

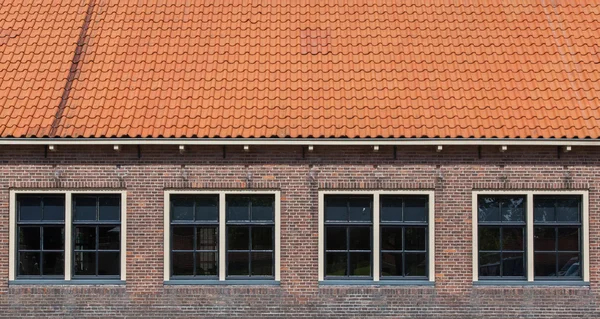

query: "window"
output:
170 195 219 278
319 191 434 283
10 191 126 282
17 195 65 277
477 195 526 278
72 195 121 278
165 191 280 283
324 195 373 278
473 192 588 283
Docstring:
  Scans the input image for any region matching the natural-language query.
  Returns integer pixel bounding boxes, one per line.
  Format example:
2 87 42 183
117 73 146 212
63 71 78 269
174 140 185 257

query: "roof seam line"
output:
49 0 95 137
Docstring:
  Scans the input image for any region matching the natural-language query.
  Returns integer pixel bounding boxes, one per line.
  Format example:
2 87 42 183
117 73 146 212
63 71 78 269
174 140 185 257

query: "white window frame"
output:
318 190 435 282
472 190 589 282
9 189 127 282
164 190 281 282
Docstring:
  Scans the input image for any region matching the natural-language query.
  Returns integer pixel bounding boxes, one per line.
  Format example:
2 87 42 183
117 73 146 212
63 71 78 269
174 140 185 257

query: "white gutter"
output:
0 138 597 146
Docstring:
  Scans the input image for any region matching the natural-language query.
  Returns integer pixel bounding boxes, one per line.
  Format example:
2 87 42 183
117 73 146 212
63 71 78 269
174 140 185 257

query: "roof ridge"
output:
49 0 95 137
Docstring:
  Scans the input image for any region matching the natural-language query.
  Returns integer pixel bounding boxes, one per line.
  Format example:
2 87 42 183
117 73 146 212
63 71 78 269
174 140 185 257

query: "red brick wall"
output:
0 145 599 317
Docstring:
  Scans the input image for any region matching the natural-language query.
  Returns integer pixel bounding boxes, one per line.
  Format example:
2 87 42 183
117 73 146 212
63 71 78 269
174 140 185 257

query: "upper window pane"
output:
43 196 65 221
325 195 372 222
534 195 581 223
381 196 428 222
380 197 402 222
348 197 372 221
195 196 218 221
99 196 120 221
227 196 249 221
404 197 428 222
324 196 348 221
18 195 65 221
478 195 525 222
171 196 194 221
18 196 42 221
73 197 97 221
251 196 274 221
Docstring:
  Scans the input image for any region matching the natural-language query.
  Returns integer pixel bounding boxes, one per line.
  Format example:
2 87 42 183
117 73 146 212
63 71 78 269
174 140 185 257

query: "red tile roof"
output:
2 1 600 139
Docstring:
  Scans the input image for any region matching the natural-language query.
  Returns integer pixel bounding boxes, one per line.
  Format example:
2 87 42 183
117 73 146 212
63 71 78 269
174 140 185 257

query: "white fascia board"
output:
0 138 593 146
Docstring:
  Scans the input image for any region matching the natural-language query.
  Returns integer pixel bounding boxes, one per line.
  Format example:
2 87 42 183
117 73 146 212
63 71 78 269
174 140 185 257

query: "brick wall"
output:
0 144 599 318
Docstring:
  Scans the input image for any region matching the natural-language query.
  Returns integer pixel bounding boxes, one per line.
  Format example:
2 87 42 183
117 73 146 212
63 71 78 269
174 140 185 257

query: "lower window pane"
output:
251 252 273 276
380 252 402 277
534 227 555 251
98 252 120 276
73 252 95 276
99 226 120 250
349 227 371 250
228 252 249 276
349 252 371 276
326 227 347 250
19 227 40 250
557 228 579 251
405 228 426 251
43 227 64 250
502 252 524 277
252 227 273 250
18 252 41 276
479 252 500 277
326 252 347 276
172 227 194 250
172 252 194 276
381 227 402 251
74 227 96 250
228 227 250 250
196 252 218 276
405 253 426 277
558 253 580 277
42 252 64 276
479 227 500 251
534 253 557 277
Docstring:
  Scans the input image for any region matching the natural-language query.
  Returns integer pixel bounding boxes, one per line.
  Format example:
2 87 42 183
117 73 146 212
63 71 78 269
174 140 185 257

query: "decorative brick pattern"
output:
0 145 599 317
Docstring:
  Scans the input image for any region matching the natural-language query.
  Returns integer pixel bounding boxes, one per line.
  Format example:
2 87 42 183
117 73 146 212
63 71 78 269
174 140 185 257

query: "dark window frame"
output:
72 194 121 279
380 195 429 280
16 195 65 279
533 195 582 280
225 194 275 279
477 195 527 280
324 195 373 280
170 195 219 279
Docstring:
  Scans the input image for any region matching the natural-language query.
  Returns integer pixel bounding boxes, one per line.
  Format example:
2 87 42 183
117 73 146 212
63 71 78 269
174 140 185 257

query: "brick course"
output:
0 144 599 317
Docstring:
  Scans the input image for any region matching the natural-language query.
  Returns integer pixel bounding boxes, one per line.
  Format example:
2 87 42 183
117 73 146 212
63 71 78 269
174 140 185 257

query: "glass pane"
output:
251 196 274 221
196 252 218 276
18 252 40 276
228 252 249 276
172 252 194 276
227 196 249 221
227 227 249 250
556 197 580 222
172 197 194 221
381 227 402 251
172 227 194 250
349 227 370 250
557 228 579 251
405 227 426 251
196 196 219 221
380 196 402 222
74 227 95 250
42 252 64 275
252 227 273 250
98 252 120 276
501 196 525 222
19 227 40 250
380 252 402 276
534 253 556 277
196 227 218 251
326 227 346 250
43 227 64 250
502 227 524 251
74 197 96 221
534 227 555 251
324 196 347 221
325 252 347 276
251 252 273 276
404 197 428 222
99 196 120 221
479 227 500 251
558 253 580 277
73 251 95 276
534 197 555 222
349 252 371 276
502 253 524 277
348 197 372 222
43 196 65 221
479 252 501 276
99 226 120 250
478 196 500 222
18 196 42 221
405 253 426 277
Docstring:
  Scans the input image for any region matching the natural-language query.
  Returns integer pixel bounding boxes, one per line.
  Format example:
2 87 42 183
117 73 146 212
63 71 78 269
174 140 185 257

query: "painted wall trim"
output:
1 138 600 146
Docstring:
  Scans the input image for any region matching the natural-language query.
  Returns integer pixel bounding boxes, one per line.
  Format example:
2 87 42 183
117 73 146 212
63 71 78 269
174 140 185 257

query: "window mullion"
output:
526 193 534 281
373 194 380 281
218 193 226 281
64 192 72 281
